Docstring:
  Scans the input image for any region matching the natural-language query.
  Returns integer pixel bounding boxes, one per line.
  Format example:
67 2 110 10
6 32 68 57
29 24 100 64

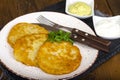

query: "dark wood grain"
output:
71 28 111 52
0 0 62 27
94 0 113 16
106 0 120 15
0 0 120 80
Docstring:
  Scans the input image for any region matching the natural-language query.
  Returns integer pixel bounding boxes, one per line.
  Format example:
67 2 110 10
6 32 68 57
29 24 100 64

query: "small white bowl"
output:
65 0 94 19
93 15 120 39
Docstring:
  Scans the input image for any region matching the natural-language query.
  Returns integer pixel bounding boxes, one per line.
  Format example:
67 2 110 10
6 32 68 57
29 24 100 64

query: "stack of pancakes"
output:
7 22 82 75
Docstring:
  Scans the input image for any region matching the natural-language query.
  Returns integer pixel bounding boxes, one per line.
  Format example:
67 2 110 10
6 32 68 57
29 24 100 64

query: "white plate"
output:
65 0 94 19
0 11 98 80
93 15 120 39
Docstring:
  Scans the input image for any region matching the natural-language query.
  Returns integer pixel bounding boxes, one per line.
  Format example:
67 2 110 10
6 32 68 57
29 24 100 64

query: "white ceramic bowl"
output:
93 15 120 39
65 0 94 19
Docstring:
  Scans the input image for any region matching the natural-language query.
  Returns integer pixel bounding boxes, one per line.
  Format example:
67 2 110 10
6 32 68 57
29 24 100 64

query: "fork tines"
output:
37 15 55 26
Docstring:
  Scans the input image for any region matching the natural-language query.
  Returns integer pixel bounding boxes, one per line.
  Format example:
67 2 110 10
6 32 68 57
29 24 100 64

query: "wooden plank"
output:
94 0 113 16
0 0 62 27
106 0 120 15
0 0 120 80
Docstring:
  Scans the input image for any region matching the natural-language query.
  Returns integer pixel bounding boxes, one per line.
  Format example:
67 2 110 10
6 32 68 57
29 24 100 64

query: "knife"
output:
36 15 111 52
37 23 110 52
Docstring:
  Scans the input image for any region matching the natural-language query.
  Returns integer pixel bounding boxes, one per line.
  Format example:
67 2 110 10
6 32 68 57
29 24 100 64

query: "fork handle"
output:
71 28 111 52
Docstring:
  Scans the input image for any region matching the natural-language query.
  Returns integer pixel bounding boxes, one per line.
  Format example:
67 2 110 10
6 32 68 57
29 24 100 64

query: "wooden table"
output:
0 0 120 80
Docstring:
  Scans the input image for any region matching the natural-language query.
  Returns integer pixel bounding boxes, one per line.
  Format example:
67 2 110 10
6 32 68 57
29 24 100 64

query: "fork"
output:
37 15 111 52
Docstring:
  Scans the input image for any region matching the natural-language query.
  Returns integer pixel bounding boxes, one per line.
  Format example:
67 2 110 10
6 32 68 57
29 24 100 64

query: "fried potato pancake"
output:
36 41 82 75
14 34 48 66
8 22 48 47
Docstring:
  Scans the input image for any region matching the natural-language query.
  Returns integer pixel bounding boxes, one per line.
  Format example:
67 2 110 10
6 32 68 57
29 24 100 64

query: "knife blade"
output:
34 23 111 52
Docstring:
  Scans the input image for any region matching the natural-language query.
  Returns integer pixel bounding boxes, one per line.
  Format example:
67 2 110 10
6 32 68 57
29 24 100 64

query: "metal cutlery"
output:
36 15 111 52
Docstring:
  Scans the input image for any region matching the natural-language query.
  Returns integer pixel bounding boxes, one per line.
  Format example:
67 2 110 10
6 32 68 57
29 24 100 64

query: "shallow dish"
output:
0 11 98 80
93 15 120 39
65 0 94 19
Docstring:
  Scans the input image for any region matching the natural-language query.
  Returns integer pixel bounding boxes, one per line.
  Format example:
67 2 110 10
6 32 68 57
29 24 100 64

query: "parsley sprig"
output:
47 30 74 44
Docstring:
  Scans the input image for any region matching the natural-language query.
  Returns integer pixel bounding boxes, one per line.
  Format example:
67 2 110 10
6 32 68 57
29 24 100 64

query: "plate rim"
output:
0 11 98 80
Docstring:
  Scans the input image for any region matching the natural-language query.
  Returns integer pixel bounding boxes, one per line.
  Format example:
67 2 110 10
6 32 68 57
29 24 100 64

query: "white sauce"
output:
94 16 120 39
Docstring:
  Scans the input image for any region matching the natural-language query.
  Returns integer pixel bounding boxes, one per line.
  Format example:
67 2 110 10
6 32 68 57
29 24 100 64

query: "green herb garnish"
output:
47 30 74 44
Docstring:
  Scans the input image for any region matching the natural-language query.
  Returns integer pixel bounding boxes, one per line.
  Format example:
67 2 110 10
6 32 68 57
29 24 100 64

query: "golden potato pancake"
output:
8 22 48 47
36 41 82 75
14 34 48 66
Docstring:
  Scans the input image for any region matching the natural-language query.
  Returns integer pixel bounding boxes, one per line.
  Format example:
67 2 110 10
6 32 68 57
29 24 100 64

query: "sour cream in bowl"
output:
65 0 94 19
93 15 120 39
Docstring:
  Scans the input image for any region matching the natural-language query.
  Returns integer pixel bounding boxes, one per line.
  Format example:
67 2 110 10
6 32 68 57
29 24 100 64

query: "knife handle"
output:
71 28 111 52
